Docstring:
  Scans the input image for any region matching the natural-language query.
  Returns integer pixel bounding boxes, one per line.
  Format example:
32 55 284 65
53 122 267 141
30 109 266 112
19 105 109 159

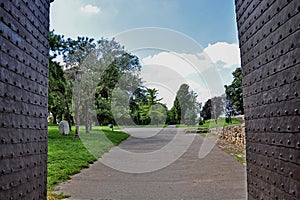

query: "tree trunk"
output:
89 122 92 131
65 104 72 131
52 112 57 124
58 113 63 123
84 102 90 133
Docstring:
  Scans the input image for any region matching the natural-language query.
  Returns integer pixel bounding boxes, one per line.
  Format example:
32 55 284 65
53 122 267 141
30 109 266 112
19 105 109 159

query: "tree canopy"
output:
48 31 142 129
200 99 211 121
168 84 199 125
48 31 207 128
224 68 244 114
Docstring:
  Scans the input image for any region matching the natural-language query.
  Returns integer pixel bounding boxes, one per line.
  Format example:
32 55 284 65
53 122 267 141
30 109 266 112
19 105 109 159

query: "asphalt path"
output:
57 126 246 200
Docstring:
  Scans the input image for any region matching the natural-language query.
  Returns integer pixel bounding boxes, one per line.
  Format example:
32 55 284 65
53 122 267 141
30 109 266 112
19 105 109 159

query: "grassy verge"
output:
47 125 129 199
177 117 242 129
99 125 120 131
221 147 246 163
198 118 241 129
200 132 246 164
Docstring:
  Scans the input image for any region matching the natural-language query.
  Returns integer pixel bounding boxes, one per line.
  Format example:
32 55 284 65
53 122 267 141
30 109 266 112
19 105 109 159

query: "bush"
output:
198 118 204 125
225 117 232 123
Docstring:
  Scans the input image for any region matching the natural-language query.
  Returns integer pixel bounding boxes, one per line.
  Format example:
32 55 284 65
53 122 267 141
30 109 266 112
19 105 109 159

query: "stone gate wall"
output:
235 0 300 199
0 0 50 199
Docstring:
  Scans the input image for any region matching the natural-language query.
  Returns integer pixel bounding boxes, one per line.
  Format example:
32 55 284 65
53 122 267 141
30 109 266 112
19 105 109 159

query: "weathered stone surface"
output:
59 120 70 135
219 124 246 149
235 0 300 199
0 0 50 199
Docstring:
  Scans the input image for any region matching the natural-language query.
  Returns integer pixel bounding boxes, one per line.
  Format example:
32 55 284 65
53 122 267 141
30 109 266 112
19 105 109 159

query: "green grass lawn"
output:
47 125 129 196
177 117 242 129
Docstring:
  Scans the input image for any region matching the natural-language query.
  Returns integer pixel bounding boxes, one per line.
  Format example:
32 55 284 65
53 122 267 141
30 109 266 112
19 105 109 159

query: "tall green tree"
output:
211 96 224 124
169 97 181 124
48 31 69 125
201 99 211 121
224 68 244 114
129 87 165 125
184 90 199 125
129 87 148 125
146 88 162 105
93 44 142 125
149 103 167 126
169 84 199 125
223 94 235 123
48 31 143 130
176 84 190 122
61 36 97 132
61 36 142 127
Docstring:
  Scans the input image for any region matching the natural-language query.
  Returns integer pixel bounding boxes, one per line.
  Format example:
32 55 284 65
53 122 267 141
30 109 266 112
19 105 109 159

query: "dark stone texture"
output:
0 0 50 199
235 0 300 199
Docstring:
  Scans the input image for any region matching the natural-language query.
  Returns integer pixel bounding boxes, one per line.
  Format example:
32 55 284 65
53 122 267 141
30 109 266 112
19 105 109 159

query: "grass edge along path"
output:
177 117 242 130
184 118 245 164
200 132 246 164
47 125 129 199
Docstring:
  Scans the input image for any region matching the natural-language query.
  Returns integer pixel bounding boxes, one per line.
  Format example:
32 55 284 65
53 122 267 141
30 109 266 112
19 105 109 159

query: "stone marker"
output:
59 120 70 135
109 123 114 131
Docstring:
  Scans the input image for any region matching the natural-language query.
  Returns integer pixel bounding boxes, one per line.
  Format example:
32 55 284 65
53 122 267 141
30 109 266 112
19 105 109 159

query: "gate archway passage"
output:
0 0 299 199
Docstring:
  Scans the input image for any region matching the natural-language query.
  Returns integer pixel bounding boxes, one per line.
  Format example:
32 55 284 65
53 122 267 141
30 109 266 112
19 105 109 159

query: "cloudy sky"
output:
50 0 241 108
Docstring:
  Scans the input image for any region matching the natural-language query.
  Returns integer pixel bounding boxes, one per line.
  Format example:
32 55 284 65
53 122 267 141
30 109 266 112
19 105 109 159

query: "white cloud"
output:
141 52 211 77
81 4 101 14
139 42 241 106
204 42 240 68
140 50 225 107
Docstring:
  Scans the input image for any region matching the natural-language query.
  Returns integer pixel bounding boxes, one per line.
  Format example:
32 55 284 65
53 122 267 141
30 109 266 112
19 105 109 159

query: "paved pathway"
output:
57 126 246 200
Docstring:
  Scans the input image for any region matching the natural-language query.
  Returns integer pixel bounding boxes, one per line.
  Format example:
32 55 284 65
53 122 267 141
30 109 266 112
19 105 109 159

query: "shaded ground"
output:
56 126 246 200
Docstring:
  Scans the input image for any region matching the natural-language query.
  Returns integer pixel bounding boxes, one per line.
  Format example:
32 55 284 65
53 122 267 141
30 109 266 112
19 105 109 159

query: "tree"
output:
61 36 98 132
224 68 244 114
129 87 148 125
49 31 98 131
91 40 142 125
169 97 181 124
200 99 211 121
169 84 199 125
129 87 165 125
48 61 66 124
48 31 69 126
223 94 235 123
62 37 142 127
176 84 190 122
48 32 143 130
149 103 167 126
145 88 164 125
169 84 190 124
184 108 197 125
183 90 199 125
211 96 224 124
147 88 162 106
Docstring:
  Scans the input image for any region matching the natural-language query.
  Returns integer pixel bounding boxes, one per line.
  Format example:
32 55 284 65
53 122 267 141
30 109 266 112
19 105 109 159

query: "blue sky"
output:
50 0 241 107
51 0 238 46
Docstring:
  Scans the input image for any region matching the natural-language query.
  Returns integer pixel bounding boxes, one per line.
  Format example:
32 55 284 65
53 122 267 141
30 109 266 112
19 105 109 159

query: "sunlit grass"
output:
177 117 242 129
47 125 129 198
